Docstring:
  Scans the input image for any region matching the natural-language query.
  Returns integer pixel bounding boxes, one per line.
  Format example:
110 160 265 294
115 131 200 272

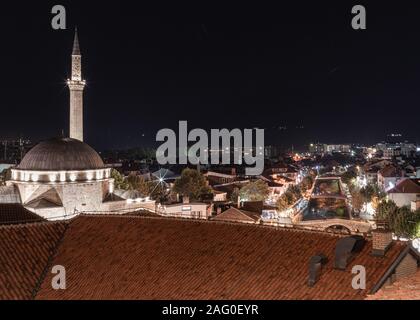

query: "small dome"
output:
18 138 105 171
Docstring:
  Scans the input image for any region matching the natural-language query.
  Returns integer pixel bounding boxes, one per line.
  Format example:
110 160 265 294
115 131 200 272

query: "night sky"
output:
1 1 419 151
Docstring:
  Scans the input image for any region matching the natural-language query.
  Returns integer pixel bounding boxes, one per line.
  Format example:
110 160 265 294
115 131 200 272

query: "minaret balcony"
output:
67 79 86 86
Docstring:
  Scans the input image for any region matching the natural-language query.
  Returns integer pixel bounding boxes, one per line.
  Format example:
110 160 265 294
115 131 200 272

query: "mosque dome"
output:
17 137 105 171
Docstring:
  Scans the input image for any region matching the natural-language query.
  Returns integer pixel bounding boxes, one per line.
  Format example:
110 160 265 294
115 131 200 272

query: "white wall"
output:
159 203 209 219
388 193 419 208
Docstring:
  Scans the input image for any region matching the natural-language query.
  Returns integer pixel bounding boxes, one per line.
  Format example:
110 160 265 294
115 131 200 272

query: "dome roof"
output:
18 138 105 171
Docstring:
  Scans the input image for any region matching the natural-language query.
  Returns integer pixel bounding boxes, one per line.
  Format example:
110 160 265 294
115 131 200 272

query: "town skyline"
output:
1 1 419 305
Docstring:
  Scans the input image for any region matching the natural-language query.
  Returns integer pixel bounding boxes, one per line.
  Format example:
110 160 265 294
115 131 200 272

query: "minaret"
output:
67 28 86 141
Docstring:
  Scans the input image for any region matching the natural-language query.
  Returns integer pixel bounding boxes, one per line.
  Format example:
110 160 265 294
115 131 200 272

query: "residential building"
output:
264 145 280 159
0 139 32 163
325 144 351 154
377 143 417 159
157 197 211 219
387 178 420 208
204 170 237 185
212 206 261 224
212 190 227 202
265 163 299 182
308 143 326 154
378 165 404 191
367 272 420 300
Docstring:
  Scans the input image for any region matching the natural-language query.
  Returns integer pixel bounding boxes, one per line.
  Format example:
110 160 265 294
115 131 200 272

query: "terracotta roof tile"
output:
0 204 45 225
212 207 260 223
0 221 67 300
366 271 420 300
35 216 406 300
388 178 420 194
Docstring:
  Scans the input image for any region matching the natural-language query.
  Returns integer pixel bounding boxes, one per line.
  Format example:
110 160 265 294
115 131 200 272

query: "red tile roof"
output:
212 207 261 223
34 215 407 300
0 204 45 225
379 165 401 178
0 222 67 300
366 271 420 300
388 178 420 194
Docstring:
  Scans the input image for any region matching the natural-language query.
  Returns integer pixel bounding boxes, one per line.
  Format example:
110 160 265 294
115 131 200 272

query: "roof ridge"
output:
32 222 70 299
217 206 259 220
76 213 351 238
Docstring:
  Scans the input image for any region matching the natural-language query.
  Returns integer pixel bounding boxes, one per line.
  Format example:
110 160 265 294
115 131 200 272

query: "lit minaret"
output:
67 28 86 141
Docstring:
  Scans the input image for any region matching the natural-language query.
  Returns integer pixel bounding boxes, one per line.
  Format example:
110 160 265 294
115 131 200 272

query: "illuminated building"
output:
3 30 154 220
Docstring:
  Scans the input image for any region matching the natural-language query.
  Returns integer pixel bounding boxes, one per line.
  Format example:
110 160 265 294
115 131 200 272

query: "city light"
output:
1 5 419 303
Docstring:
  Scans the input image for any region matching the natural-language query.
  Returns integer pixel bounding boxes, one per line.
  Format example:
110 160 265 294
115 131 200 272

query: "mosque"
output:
2 30 155 220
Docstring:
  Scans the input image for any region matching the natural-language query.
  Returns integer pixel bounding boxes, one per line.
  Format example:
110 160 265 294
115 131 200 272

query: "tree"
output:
173 168 212 201
375 200 398 222
284 190 295 204
360 184 385 203
276 196 290 211
276 185 302 211
148 178 171 202
341 169 357 186
414 209 420 238
111 169 129 190
289 185 302 200
230 187 240 204
392 206 413 238
360 185 375 203
0 168 11 186
126 174 150 195
239 180 269 202
300 175 314 193
351 190 364 212
376 200 420 239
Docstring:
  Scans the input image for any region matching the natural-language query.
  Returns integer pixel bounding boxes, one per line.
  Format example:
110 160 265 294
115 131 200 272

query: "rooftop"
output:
0 203 45 225
388 178 420 194
379 165 401 178
0 221 67 299
367 271 420 300
29 215 405 300
212 207 261 224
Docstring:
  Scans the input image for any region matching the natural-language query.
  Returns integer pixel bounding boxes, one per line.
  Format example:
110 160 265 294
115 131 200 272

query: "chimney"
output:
183 196 190 204
372 228 393 256
216 207 222 215
334 235 365 270
307 254 327 287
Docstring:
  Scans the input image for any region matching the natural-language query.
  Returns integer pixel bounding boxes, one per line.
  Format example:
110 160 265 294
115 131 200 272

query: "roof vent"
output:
308 254 328 287
334 235 366 270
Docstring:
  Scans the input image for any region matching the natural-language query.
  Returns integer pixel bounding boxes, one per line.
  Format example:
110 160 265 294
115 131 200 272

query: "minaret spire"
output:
68 27 86 141
72 27 80 55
